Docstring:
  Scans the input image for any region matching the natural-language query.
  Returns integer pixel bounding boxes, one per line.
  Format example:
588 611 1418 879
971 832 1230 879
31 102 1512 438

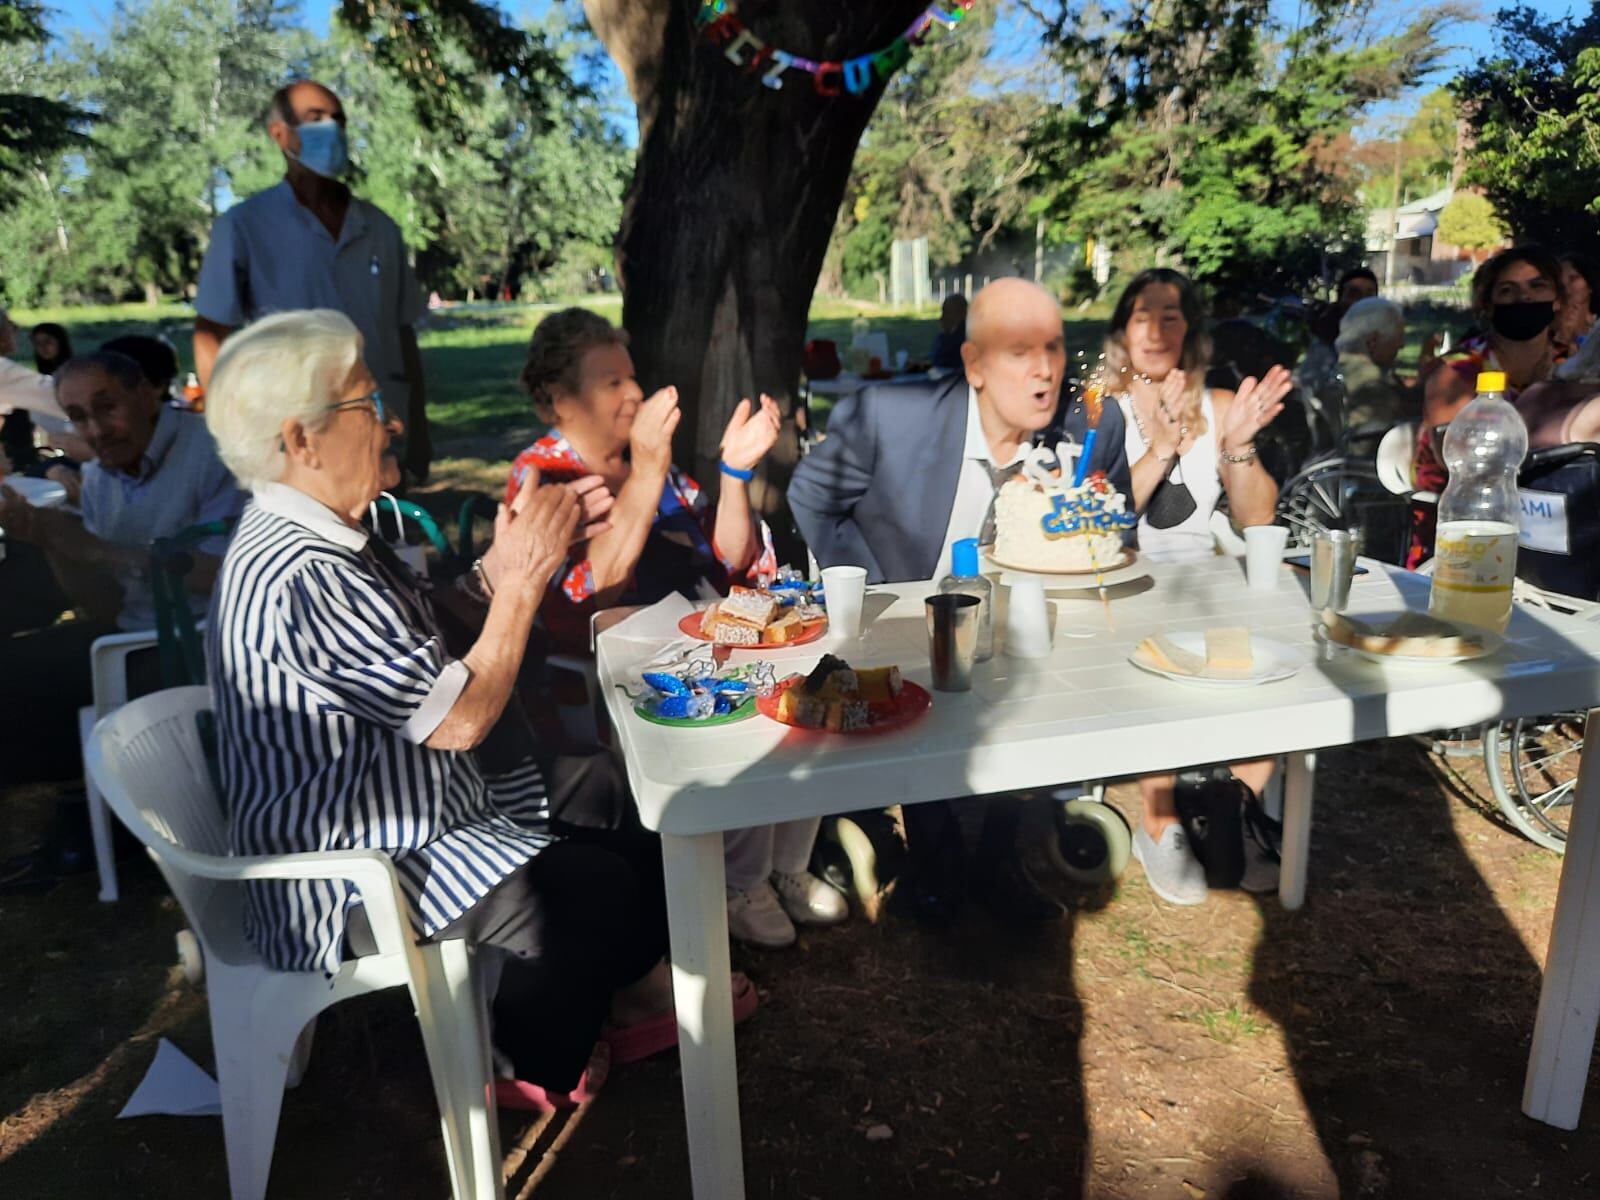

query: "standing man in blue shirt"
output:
193 79 432 481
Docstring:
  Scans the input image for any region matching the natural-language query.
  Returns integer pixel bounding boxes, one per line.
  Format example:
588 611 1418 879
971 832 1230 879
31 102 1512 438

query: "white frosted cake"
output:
991 445 1137 572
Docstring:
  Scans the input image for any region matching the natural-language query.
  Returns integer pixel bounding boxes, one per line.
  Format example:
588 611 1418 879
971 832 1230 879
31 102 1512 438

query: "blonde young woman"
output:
1105 268 1293 905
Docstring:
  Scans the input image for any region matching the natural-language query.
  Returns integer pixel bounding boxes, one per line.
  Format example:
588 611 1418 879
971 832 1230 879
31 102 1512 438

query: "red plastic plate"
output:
756 675 932 735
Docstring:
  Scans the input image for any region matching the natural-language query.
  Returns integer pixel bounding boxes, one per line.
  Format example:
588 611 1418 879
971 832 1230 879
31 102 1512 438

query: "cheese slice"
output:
1204 627 1255 677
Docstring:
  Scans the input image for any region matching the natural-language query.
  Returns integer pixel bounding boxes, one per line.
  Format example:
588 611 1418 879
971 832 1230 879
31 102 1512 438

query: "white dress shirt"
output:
932 387 1031 580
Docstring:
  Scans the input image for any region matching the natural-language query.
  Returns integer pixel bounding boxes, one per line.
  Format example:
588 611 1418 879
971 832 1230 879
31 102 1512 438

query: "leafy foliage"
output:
1024 0 1460 290
1454 2 1600 255
0 0 624 308
1437 192 1509 251
0 1 86 205
825 6 1043 295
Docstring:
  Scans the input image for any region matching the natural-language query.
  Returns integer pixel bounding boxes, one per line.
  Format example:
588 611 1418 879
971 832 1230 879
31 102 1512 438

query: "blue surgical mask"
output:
289 118 349 179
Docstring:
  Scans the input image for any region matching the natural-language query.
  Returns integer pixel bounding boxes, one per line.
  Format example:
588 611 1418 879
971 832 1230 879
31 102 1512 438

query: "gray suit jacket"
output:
789 374 1131 583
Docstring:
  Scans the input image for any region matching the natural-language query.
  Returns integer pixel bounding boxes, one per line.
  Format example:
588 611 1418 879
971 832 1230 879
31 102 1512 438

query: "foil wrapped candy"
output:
633 659 780 721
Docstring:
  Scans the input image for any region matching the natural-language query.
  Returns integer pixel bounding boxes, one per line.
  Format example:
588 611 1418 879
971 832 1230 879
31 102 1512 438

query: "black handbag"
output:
1174 770 1247 890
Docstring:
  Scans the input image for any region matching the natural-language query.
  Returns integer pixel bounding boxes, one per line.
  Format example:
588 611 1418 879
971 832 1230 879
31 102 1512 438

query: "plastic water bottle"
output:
937 537 994 661
1428 370 1529 632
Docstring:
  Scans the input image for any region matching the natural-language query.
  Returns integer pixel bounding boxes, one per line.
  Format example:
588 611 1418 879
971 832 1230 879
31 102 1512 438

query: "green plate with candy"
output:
630 695 757 728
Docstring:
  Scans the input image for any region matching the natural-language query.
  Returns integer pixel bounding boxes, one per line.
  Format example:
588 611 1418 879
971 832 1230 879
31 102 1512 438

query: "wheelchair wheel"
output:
1483 714 1584 853
1278 457 1383 545
1047 796 1131 884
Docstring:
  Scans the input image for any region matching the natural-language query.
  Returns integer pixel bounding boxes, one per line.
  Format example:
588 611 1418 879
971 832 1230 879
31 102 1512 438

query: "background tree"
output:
825 5 1043 297
0 2 84 207
1454 1 1600 255
1437 191 1509 252
1023 0 1461 290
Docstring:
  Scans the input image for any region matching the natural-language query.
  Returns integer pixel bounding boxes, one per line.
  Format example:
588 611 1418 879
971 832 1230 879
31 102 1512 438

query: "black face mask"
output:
1491 300 1556 342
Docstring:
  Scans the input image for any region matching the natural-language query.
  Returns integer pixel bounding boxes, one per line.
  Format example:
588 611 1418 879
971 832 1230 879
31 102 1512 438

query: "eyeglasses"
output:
327 390 386 424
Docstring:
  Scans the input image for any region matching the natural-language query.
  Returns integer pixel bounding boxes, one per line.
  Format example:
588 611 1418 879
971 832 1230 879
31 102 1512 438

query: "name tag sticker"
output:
1518 489 1568 554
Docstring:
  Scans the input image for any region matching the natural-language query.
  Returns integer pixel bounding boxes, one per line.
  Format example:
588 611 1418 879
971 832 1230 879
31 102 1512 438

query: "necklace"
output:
1125 392 1190 463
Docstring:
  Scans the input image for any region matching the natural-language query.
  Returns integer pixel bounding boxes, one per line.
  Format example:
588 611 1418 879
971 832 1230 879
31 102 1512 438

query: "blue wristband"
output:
720 461 755 482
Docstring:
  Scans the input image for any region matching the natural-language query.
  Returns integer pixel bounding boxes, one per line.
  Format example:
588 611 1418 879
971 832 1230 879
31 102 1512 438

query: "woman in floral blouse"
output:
505 307 848 950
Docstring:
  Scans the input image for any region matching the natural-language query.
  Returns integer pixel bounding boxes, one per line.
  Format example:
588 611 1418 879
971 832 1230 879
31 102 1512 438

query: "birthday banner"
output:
694 1 978 97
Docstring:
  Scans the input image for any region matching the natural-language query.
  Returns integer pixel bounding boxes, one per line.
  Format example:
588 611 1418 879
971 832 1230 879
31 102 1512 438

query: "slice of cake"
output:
708 616 764 645
721 586 779 629
855 665 903 703
764 609 806 643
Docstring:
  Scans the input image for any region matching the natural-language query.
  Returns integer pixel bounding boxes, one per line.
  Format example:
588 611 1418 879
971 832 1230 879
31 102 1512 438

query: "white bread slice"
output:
1135 634 1205 676
1204 627 1255 677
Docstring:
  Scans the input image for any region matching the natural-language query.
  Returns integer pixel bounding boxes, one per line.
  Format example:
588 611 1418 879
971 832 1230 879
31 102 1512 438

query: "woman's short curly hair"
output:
520 307 629 422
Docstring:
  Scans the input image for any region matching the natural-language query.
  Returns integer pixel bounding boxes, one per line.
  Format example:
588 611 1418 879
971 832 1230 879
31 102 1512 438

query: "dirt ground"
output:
3 735 1598 1200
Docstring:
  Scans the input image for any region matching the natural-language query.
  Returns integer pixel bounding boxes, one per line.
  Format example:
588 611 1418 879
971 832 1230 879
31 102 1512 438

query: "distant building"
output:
1364 186 1485 285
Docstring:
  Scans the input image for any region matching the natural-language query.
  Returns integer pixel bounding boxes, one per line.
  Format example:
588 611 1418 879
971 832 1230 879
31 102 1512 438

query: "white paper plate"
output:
1318 612 1503 666
1 476 67 508
1129 631 1304 688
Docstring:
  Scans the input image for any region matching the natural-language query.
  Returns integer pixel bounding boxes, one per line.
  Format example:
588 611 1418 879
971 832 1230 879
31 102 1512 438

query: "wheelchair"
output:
1477 443 1600 854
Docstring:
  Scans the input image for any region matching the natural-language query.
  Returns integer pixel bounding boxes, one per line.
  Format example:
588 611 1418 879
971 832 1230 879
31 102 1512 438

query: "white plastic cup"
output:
1243 525 1290 592
820 565 868 638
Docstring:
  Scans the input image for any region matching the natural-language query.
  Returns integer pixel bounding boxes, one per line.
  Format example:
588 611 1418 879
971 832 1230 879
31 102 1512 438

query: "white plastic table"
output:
596 558 1600 1196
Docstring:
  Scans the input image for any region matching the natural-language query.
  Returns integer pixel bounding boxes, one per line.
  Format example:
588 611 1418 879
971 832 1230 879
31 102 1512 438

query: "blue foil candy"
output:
642 672 692 696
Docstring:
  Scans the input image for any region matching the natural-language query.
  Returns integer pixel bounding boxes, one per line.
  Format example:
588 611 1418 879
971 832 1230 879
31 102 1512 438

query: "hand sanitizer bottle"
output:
938 537 994 661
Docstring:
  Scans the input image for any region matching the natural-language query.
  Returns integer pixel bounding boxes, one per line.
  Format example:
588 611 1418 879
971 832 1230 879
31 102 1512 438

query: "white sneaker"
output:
1132 823 1208 906
727 880 797 948
771 869 849 926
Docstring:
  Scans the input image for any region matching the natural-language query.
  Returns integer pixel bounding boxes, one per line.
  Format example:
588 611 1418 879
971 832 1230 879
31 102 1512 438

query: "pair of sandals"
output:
496 972 760 1112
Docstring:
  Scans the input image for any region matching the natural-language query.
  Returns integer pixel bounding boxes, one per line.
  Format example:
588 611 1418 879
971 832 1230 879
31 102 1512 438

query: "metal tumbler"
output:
926 593 981 692
1310 529 1360 612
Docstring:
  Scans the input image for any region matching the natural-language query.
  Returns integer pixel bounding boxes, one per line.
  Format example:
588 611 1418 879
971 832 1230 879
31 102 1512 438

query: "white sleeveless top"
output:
1119 390 1223 563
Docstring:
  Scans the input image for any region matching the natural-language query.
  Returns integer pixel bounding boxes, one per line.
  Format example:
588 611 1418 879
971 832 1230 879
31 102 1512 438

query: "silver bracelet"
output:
471 556 495 598
1220 443 1258 465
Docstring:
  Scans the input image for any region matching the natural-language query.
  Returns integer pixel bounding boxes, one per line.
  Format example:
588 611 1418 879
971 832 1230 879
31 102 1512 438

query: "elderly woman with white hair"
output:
202 309 749 1109
1334 296 1422 430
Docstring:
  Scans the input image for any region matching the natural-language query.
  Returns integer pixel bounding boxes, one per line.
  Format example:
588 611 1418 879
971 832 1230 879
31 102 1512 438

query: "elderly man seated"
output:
789 278 1131 927
1334 296 1422 430
0 350 247 890
201 309 737 1106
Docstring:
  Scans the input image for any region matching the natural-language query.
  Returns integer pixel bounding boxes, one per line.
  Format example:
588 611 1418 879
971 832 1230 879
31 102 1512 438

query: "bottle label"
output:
1431 522 1516 594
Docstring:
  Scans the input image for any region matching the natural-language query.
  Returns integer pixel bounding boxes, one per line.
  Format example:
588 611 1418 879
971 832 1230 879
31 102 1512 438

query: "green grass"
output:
1186 1002 1268 1044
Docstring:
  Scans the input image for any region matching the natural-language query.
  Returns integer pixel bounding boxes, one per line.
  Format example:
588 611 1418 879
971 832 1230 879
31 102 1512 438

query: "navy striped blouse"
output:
206 482 550 976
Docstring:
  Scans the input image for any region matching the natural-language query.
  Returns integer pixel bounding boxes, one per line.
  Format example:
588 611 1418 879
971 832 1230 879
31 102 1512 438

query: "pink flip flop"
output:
603 972 759 1066
494 1042 610 1112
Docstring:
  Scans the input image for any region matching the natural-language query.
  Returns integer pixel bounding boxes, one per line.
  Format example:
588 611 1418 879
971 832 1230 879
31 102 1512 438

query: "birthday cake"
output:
991 442 1137 573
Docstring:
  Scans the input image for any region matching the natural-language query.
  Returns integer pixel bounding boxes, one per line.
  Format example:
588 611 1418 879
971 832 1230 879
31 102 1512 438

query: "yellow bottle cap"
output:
1477 370 1507 392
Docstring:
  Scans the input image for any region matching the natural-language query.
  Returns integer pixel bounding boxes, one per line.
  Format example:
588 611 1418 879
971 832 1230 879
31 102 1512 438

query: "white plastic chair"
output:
86 687 504 1200
80 629 165 902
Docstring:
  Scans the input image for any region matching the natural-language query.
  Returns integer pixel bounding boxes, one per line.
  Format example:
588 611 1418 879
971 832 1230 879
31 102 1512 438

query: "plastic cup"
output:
820 565 868 638
1243 525 1290 592
926 594 981 691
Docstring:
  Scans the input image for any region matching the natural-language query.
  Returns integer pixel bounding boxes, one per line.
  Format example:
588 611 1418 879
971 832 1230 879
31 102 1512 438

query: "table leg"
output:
661 831 746 1198
1523 708 1600 1130
1279 752 1317 911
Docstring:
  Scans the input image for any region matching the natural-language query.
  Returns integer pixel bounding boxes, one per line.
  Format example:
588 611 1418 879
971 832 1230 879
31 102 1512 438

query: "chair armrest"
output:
158 843 415 959
91 622 208 713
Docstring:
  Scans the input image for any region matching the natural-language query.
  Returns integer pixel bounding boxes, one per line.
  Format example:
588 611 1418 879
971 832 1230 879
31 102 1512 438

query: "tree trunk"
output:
586 0 931 562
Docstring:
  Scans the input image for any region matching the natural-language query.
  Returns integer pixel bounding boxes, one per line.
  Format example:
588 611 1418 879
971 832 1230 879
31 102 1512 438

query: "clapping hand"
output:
629 386 681 477
1221 365 1292 453
480 467 614 595
720 394 782 472
1147 370 1194 459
